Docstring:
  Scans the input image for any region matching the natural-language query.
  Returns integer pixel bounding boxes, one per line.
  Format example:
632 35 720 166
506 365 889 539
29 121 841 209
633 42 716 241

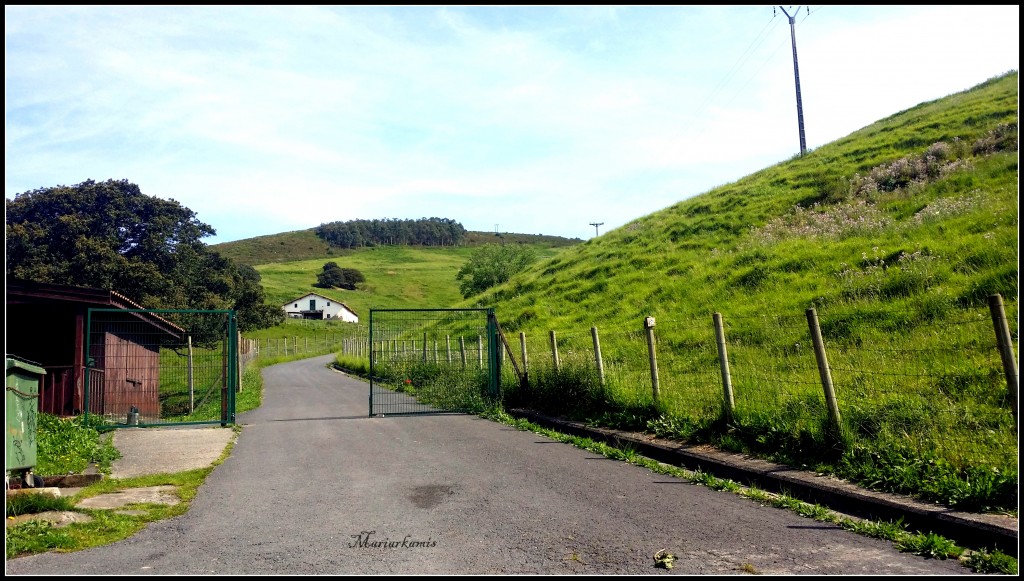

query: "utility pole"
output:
589 222 604 237
778 6 807 155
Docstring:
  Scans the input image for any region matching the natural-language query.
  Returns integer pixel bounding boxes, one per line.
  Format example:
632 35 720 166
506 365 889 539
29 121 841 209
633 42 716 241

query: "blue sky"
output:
5 5 1019 244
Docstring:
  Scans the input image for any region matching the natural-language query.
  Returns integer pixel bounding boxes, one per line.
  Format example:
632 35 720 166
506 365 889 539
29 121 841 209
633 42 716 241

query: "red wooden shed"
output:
6 279 184 419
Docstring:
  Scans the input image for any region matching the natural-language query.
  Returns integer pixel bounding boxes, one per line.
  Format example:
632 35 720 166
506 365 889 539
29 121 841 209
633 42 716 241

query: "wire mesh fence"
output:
369 309 498 415
85 308 236 428
240 294 1017 507
500 297 1018 481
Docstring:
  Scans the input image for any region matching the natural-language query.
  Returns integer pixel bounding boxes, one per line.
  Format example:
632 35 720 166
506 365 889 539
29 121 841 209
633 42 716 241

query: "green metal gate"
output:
369 308 499 416
85 308 237 428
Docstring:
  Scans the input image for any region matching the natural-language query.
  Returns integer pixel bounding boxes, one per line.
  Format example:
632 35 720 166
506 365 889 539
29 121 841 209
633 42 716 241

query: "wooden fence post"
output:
713 313 735 422
550 330 560 372
988 294 1019 430
591 326 605 386
460 336 467 368
644 317 659 401
423 333 428 362
806 308 842 435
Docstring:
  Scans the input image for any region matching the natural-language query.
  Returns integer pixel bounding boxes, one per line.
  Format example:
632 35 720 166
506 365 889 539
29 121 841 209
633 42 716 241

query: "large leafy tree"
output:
455 243 537 298
314 262 365 290
5 179 283 331
315 262 348 289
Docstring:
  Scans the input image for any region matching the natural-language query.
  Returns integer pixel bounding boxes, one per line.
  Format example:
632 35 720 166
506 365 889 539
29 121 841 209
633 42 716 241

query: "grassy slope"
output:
463 72 1018 330
210 229 332 265
252 243 571 316
451 72 1019 512
211 229 580 266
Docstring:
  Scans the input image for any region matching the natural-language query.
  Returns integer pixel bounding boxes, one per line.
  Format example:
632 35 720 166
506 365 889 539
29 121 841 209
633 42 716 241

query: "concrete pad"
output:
75 485 180 509
6 511 94 528
111 426 235 478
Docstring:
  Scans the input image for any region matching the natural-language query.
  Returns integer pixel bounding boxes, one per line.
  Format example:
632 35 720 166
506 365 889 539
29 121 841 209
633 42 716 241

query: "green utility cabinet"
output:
6 356 45 479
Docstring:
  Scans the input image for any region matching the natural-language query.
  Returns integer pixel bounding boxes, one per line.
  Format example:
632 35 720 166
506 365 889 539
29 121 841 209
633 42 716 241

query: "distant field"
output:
254 243 570 315
211 228 581 266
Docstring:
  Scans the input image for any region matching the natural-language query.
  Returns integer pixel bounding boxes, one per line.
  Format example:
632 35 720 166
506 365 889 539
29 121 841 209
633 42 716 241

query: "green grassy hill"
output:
210 229 333 266
470 72 1018 330
210 228 580 266
245 241 572 316
457 71 1017 513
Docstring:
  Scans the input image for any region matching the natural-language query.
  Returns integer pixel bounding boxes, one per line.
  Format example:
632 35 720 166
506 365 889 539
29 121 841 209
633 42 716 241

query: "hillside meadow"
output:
458 71 1018 513
249 242 572 316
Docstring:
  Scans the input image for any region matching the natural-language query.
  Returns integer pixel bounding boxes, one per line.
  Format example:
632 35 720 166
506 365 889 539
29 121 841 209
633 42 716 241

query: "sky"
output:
5 5 1019 244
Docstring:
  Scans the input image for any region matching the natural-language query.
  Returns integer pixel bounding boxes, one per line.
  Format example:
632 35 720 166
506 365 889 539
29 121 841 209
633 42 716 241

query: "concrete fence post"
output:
591 326 605 387
644 317 659 401
550 330 560 372
520 332 529 378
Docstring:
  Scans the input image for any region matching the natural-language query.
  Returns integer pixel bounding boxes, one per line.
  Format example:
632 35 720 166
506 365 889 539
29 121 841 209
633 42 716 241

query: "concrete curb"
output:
40 474 104 488
5 473 102 491
509 408 1018 557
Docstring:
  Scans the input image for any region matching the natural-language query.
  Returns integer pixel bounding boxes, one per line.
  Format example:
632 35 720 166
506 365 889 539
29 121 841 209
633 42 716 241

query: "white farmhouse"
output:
282 293 359 322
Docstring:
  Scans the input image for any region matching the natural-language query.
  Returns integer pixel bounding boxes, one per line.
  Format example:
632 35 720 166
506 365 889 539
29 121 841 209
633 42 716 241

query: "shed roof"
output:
6 279 186 338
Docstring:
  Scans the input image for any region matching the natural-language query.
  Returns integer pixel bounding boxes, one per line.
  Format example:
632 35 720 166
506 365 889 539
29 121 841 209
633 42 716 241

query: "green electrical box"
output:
6 355 45 476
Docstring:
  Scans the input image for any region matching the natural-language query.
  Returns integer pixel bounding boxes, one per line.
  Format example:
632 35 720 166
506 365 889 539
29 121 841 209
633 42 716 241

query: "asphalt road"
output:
6 354 971 575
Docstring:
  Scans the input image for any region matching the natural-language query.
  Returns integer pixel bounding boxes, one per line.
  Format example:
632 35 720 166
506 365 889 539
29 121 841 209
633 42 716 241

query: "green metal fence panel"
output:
85 308 237 428
369 308 498 416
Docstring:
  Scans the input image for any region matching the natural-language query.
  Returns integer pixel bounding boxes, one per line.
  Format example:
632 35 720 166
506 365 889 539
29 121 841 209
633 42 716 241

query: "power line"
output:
692 14 781 117
684 12 786 147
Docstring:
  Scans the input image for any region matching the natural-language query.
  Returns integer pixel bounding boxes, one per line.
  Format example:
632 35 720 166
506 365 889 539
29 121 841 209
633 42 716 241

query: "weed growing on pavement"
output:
896 532 963 560
5 492 76 516
964 548 1018 574
36 414 121 476
5 520 75 558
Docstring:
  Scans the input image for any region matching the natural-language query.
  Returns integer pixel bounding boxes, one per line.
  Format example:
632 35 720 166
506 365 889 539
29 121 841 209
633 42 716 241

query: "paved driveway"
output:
6 354 970 575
